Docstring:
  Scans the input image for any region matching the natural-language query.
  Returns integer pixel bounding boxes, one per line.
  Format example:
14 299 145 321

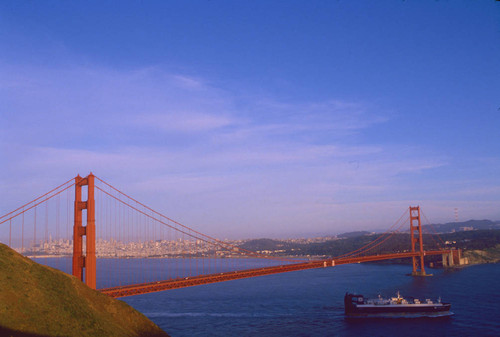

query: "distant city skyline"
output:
1 1 499 238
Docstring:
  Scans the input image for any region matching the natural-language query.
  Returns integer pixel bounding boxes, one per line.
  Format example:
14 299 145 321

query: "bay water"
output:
119 262 500 336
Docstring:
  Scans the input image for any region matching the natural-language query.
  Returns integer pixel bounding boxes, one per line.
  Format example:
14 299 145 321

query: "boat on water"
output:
344 292 453 318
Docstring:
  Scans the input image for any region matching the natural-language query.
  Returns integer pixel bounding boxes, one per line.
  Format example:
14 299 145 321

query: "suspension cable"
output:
334 209 409 259
420 209 446 247
95 185 303 263
0 177 75 220
0 181 77 225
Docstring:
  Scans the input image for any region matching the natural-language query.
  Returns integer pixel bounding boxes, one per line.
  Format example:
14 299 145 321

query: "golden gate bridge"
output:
1 173 453 298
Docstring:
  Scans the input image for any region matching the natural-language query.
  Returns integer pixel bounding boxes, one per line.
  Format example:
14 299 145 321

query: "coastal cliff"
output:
0 243 169 337
463 244 500 265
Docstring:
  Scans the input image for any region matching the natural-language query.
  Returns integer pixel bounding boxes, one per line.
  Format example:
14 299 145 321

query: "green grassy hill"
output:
0 243 169 337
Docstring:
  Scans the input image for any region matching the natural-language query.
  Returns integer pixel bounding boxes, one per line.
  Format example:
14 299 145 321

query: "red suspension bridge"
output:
1 173 453 298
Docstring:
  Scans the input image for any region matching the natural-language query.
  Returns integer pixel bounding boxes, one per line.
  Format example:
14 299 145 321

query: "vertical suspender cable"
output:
34 207 37 254
189 230 192 277
45 201 48 249
168 217 171 280
21 210 24 254
67 187 70 274
195 235 198 276
182 231 185 278
162 218 166 281
56 193 60 255
114 190 118 287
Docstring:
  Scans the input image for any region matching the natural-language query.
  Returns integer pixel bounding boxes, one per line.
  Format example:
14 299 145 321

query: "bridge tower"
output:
409 206 427 276
72 173 96 289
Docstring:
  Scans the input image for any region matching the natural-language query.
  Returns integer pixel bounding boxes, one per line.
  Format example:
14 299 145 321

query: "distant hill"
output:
0 243 169 337
421 220 500 233
237 229 500 260
337 231 371 239
238 238 290 251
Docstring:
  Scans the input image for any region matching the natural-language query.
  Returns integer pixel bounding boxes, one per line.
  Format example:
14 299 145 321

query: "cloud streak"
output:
1 62 498 237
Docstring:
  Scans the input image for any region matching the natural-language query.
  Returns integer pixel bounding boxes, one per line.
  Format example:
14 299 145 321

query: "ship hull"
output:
345 311 454 319
345 293 452 318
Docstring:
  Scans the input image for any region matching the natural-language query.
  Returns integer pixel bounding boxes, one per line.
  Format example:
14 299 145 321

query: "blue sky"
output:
1 1 499 238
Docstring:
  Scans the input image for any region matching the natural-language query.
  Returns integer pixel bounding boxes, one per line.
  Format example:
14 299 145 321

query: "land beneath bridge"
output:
18 222 500 266
239 228 500 266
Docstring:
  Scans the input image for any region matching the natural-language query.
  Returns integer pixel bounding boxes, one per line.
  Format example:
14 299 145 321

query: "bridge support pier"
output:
409 206 430 276
442 249 468 268
72 173 96 289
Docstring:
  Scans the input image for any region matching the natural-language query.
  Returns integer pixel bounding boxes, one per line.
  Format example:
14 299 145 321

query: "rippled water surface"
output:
119 262 500 336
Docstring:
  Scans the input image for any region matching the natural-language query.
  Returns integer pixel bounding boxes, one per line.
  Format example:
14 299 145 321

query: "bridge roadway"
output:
100 250 450 298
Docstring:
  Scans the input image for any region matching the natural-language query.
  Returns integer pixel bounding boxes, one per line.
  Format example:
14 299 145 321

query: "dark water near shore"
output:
119 262 500 337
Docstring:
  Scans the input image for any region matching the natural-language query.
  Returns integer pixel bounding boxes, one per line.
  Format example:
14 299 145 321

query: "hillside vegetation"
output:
0 243 169 337
239 229 500 259
420 219 500 233
463 244 500 264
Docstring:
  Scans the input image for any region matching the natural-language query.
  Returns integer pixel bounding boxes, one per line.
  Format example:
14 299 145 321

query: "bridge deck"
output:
100 250 450 298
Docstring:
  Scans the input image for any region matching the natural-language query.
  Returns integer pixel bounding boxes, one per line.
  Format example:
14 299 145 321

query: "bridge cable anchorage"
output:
333 210 410 259
94 176 303 263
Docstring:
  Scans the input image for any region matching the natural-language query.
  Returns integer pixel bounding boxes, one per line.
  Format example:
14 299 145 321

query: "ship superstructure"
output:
344 292 452 318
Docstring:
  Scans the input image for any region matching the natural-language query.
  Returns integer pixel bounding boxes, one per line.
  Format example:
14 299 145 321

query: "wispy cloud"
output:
172 75 204 89
136 112 236 132
2 62 498 237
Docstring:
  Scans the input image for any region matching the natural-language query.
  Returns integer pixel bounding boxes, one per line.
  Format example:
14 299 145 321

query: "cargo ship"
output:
344 292 452 318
